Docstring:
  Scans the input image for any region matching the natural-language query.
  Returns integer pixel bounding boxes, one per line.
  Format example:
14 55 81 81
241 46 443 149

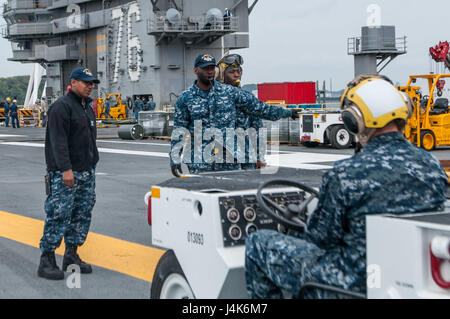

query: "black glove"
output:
171 164 182 177
291 109 301 120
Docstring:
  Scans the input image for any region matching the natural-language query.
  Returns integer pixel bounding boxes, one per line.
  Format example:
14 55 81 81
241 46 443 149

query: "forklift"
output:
96 93 128 120
398 74 450 151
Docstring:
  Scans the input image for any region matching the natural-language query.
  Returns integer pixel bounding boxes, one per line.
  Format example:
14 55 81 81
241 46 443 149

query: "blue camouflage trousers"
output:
11 114 20 128
245 229 326 299
40 169 96 252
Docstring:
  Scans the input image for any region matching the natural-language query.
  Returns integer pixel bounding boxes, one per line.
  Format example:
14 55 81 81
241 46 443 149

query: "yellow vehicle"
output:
398 74 450 150
97 93 127 120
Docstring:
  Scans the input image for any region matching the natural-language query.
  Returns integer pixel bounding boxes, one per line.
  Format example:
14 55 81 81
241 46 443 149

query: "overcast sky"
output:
1 0 450 91
236 0 450 90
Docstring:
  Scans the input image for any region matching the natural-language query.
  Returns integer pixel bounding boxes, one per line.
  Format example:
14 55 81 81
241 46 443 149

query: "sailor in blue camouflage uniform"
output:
245 75 448 299
10 100 20 128
38 67 100 280
216 54 266 170
170 53 299 176
4 97 11 127
134 96 144 119
146 96 156 111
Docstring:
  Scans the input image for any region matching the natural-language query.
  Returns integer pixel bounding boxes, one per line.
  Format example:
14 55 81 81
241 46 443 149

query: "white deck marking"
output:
98 147 169 157
0 142 169 158
0 134 26 138
97 139 170 146
266 152 351 170
0 142 43 147
0 142 351 169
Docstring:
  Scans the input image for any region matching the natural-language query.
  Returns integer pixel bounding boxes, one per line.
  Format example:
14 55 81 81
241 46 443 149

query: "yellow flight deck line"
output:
0 210 165 282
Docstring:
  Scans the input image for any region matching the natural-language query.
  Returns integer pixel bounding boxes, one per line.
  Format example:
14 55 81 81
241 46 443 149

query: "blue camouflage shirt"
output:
170 80 292 172
10 103 18 115
146 100 156 111
235 91 265 168
304 132 448 293
134 99 144 113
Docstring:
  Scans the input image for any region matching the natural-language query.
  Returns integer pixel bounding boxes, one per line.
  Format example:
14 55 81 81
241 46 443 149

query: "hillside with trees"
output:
0 76 29 104
0 76 44 105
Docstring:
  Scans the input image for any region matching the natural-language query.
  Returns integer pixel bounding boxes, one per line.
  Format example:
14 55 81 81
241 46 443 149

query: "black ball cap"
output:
194 54 216 68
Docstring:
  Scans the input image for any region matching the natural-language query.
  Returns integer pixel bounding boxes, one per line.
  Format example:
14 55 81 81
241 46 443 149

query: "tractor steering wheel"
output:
422 95 434 107
256 180 319 232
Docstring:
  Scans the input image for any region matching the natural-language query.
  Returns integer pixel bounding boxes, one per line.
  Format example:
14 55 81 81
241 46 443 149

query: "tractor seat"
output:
430 98 449 115
434 98 449 108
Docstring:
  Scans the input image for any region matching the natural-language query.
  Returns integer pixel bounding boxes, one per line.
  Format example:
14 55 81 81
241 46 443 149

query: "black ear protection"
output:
341 105 366 135
340 86 364 135
342 110 359 134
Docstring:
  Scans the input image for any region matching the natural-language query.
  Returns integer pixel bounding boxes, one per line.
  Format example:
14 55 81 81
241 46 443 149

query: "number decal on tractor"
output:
187 232 204 245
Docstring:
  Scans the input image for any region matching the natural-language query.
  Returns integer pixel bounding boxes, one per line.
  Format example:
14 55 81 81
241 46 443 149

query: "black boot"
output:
62 245 92 274
37 251 65 280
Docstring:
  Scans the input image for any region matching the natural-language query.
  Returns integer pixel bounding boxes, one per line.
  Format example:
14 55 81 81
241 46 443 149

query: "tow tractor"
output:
147 167 450 299
298 109 354 149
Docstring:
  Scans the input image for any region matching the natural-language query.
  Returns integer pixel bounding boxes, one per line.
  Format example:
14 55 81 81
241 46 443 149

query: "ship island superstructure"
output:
2 0 255 110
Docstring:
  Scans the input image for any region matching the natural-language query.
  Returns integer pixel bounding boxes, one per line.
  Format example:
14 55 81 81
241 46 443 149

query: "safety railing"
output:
9 49 34 60
3 0 51 11
148 14 239 34
1 25 9 38
348 36 407 54
6 22 52 36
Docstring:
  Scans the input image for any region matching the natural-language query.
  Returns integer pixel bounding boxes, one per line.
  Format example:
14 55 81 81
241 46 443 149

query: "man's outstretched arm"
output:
235 89 300 121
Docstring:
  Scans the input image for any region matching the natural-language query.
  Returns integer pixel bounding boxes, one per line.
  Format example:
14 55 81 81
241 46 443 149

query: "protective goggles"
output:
219 54 244 66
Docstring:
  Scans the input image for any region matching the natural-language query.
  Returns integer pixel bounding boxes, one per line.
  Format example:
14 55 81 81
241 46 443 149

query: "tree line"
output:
0 75 45 105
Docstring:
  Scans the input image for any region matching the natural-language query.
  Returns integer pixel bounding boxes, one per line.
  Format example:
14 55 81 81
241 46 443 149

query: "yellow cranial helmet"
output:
215 54 243 83
6 97 11 102
340 75 412 144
